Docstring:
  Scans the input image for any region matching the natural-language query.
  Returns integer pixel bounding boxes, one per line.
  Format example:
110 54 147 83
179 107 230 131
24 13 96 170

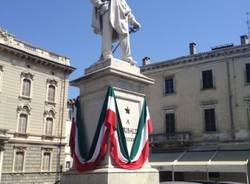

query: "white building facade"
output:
0 29 74 184
142 36 250 183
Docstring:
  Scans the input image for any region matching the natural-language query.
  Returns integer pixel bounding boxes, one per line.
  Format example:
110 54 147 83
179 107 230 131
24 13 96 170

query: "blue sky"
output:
0 0 249 98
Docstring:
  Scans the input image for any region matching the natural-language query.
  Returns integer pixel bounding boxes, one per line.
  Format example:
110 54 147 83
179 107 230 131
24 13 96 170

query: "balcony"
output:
0 129 8 139
149 132 192 150
0 129 9 150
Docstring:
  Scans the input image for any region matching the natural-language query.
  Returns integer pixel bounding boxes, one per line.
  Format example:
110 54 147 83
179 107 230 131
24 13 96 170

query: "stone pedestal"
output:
62 167 158 184
62 58 159 184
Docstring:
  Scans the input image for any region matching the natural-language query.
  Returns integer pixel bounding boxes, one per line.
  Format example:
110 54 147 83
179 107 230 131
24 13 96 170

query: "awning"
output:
149 150 250 173
208 150 250 173
150 152 184 171
174 151 215 172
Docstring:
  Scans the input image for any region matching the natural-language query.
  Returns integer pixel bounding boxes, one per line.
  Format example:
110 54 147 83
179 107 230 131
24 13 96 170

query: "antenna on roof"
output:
247 12 250 37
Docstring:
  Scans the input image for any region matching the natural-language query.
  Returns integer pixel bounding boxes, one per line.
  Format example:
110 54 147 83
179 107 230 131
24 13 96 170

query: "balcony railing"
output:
0 129 8 136
0 129 9 145
149 132 192 145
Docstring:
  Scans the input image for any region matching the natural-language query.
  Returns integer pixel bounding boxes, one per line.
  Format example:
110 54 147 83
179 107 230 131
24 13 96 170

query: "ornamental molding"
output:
17 104 31 114
0 29 13 41
47 79 57 86
200 100 218 106
41 147 53 152
21 72 34 80
44 108 56 118
13 145 27 151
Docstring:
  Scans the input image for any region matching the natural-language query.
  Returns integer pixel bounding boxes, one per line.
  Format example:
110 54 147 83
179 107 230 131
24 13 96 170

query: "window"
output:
68 108 72 120
16 105 31 135
41 148 52 172
48 85 55 102
22 79 31 97
43 109 55 137
246 63 250 83
14 151 24 172
66 161 71 169
202 70 214 89
67 102 73 120
46 79 57 103
204 108 216 132
42 152 51 171
165 112 175 134
165 77 174 94
20 72 33 98
18 114 28 134
45 117 53 136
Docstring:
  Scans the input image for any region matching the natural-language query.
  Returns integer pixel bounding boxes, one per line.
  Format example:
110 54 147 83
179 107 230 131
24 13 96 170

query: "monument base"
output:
66 58 159 184
62 167 159 184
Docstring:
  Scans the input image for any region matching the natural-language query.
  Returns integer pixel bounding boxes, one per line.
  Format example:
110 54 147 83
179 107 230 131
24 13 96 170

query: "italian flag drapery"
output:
69 86 153 171
69 93 110 171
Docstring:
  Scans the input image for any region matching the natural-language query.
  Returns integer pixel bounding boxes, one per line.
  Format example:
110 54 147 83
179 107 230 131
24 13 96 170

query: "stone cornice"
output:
0 36 75 74
0 28 71 64
71 58 154 86
0 42 75 74
141 44 250 73
8 140 67 146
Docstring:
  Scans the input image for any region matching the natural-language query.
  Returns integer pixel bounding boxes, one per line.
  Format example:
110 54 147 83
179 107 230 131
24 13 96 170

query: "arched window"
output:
43 109 55 137
20 72 33 98
16 104 31 136
22 79 31 97
48 85 55 102
45 117 53 136
18 114 28 133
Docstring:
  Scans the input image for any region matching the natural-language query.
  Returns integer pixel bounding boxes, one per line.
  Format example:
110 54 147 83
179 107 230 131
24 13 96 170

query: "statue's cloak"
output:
91 0 131 38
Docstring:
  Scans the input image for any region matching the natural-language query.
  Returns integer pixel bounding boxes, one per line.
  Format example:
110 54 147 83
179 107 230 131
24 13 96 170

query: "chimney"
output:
142 57 151 66
189 42 197 55
240 35 249 45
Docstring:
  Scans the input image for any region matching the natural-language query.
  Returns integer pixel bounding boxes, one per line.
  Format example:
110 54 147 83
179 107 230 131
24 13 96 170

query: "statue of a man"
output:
91 0 141 64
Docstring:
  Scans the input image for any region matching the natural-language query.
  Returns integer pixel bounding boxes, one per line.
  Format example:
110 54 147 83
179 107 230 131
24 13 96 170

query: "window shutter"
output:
19 114 27 133
45 118 53 135
15 151 24 172
22 79 31 97
48 85 55 102
43 152 51 171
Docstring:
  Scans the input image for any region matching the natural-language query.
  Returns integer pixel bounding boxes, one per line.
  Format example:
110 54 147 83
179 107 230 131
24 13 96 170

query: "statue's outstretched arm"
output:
127 12 141 30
